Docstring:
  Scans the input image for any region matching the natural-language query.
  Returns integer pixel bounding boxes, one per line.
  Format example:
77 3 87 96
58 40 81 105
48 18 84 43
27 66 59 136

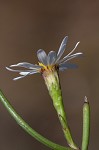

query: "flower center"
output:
38 62 47 70
38 62 59 76
38 62 54 70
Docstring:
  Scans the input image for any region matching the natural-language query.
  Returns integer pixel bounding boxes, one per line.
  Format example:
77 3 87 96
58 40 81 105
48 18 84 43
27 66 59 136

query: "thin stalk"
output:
43 70 79 150
0 90 72 150
81 96 90 150
48 82 78 150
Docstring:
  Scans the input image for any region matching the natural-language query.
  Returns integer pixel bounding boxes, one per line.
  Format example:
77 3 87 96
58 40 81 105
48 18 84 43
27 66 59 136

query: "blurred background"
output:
0 0 99 150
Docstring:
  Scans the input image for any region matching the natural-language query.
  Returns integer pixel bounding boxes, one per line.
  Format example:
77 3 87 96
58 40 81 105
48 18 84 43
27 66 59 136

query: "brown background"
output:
0 0 99 150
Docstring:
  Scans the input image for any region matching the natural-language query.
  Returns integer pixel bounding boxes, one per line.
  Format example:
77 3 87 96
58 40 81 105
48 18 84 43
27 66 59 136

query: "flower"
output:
6 36 82 80
6 36 82 149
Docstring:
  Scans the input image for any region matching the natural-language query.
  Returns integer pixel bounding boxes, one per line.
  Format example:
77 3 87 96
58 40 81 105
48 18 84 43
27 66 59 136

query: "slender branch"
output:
81 96 90 150
0 90 73 150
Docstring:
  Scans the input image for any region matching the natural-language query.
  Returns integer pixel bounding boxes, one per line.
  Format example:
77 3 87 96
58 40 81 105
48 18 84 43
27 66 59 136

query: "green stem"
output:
49 82 78 150
0 90 73 150
43 71 79 150
81 97 90 150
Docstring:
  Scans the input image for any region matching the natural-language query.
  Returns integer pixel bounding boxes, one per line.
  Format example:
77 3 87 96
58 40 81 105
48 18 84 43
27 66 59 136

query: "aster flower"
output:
6 36 82 150
6 36 82 80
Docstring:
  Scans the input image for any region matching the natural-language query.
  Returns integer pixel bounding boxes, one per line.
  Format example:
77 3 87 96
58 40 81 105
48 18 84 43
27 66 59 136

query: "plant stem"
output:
43 70 79 150
0 90 73 150
81 97 90 150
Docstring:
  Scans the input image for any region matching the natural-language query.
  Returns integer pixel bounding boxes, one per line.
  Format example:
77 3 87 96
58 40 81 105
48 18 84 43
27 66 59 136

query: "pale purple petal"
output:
10 62 41 69
59 52 82 64
13 76 27 80
56 44 66 63
57 36 68 56
6 67 27 72
19 72 31 75
19 71 39 75
37 49 47 65
47 51 57 65
13 71 39 80
56 36 68 62
59 63 78 71
61 42 80 61
6 67 39 73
